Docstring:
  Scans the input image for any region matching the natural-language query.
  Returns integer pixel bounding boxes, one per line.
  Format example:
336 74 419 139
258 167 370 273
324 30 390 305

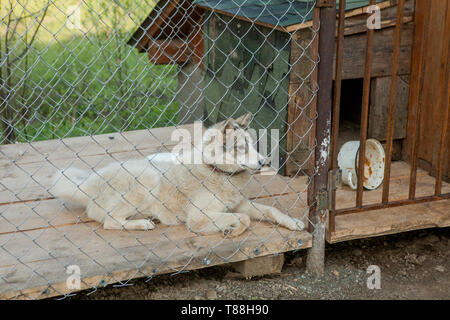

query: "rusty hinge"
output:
316 0 335 8
316 169 342 211
327 168 342 210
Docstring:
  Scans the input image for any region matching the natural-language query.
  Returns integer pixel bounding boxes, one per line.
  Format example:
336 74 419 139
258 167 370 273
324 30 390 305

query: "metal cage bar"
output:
355 0 376 208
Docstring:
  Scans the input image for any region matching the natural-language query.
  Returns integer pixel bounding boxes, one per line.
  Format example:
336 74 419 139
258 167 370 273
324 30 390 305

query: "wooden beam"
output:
285 10 319 176
196 4 287 32
334 22 413 80
147 39 189 64
138 0 183 51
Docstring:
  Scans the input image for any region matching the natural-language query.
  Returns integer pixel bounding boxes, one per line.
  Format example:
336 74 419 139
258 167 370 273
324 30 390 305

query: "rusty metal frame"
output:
328 0 346 233
308 1 335 232
327 0 450 236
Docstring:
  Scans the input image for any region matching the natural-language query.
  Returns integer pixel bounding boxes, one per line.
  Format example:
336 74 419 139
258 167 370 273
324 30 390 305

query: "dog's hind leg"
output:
87 200 155 231
186 208 250 237
235 200 305 231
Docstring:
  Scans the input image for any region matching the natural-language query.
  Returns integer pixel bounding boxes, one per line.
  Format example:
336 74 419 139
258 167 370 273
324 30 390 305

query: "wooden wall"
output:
403 0 450 181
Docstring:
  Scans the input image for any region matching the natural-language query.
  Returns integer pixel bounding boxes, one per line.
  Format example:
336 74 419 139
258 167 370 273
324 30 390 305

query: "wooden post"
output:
306 0 336 276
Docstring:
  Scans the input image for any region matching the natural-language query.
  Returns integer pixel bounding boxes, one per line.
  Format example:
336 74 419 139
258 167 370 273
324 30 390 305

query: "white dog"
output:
51 113 305 237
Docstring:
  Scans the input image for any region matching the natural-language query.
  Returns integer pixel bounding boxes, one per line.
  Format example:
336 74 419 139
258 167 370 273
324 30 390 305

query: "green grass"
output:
1 0 180 143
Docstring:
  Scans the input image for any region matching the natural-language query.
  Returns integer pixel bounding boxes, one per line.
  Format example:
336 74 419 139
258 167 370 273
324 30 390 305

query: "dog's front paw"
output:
223 214 250 238
138 219 156 231
284 217 305 231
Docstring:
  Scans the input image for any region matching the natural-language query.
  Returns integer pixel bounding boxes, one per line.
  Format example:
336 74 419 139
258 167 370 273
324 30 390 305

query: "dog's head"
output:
202 113 267 174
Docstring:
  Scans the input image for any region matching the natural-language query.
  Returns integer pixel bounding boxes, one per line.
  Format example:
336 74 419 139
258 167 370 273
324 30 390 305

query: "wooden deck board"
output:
0 210 311 299
327 199 450 243
335 168 450 210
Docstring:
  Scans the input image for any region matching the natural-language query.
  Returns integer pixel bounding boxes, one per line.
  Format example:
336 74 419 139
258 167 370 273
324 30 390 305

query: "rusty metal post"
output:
435 2 450 195
382 0 405 203
329 0 346 234
306 0 336 277
356 0 376 207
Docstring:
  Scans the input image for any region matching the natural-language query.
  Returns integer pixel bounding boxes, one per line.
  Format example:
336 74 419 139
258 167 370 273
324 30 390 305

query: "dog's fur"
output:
51 113 305 237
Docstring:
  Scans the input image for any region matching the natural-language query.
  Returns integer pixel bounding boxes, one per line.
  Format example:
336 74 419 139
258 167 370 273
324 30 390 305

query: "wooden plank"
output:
0 194 311 299
285 0 394 33
146 39 190 64
328 199 450 243
232 254 284 278
0 200 86 234
404 0 450 181
432 0 450 185
335 161 450 210
0 124 196 168
186 7 204 67
333 22 413 80
368 76 409 141
341 0 415 36
285 15 318 176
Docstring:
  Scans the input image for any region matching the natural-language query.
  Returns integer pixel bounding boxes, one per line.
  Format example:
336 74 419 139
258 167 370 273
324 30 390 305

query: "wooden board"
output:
404 0 450 181
368 76 409 141
334 21 413 80
285 10 319 177
335 161 450 210
340 0 415 37
328 199 450 243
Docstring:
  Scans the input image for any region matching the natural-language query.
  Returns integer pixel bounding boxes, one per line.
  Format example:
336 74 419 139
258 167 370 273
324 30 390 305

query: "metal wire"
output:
0 0 319 299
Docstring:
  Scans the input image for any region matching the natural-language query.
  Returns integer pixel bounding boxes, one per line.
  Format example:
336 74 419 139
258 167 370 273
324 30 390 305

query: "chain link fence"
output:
0 0 320 299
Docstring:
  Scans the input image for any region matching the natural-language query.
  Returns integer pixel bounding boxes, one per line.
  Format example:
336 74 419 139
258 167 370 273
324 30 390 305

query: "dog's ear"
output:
235 112 252 128
217 118 234 133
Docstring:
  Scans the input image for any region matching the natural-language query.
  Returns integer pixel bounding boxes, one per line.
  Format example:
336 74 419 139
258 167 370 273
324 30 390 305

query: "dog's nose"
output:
259 159 267 166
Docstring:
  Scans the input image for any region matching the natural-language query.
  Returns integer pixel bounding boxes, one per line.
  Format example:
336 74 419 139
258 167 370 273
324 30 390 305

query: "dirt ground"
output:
65 227 450 300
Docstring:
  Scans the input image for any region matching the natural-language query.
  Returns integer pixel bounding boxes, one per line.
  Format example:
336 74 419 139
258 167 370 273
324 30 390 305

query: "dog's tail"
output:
50 168 93 206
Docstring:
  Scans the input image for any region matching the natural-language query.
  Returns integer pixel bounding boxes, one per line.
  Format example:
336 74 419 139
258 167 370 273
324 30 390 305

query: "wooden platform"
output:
1 125 448 299
0 125 311 299
328 199 450 243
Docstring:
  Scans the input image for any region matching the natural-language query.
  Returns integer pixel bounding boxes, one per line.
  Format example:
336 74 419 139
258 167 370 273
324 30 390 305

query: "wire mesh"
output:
0 0 320 299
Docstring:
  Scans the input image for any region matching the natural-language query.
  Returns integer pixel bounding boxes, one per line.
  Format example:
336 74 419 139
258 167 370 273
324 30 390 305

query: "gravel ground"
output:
65 227 450 300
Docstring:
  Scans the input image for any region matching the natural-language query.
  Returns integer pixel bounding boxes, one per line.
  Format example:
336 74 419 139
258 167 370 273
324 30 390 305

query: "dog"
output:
51 113 305 237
